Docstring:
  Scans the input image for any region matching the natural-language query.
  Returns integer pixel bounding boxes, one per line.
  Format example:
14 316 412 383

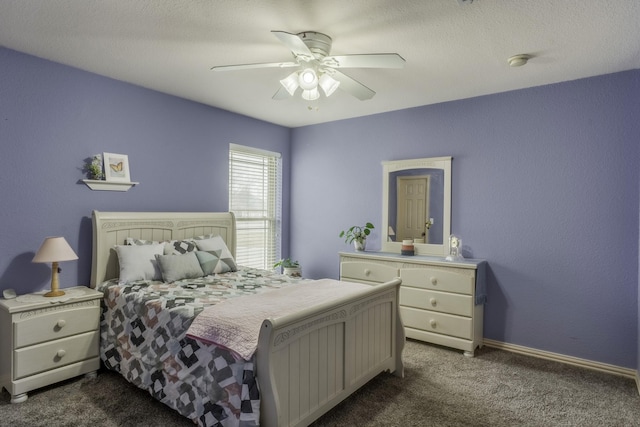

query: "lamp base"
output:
44 261 65 297
44 289 65 297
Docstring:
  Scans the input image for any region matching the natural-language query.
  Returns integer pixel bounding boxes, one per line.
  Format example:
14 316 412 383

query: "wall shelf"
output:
82 179 138 192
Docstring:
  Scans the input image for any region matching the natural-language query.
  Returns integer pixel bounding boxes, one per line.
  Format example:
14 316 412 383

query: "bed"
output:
90 210 404 427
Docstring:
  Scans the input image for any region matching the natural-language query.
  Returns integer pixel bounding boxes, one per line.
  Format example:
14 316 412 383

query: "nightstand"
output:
0 286 102 403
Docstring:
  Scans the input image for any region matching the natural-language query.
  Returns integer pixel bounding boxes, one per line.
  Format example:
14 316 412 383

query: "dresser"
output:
339 251 486 357
0 286 102 403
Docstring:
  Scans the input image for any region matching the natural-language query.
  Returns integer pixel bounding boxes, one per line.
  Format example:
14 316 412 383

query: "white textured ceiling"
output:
1 0 638 128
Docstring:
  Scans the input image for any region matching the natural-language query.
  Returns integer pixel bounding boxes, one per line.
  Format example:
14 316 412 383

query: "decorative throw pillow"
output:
194 236 237 273
194 251 228 275
164 240 198 255
126 237 199 256
155 252 204 283
115 243 165 282
126 237 160 245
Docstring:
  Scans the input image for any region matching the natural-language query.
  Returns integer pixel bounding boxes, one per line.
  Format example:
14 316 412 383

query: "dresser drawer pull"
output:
56 349 66 358
430 276 437 286
429 298 437 307
429 319 437 328
56 319 67 329
364 269 371 277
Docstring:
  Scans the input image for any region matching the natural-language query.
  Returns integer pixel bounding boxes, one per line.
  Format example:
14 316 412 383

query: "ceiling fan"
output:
211 31 405 101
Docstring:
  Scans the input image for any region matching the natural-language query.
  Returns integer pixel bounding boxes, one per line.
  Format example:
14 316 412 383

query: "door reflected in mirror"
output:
390 168 444 244
382 157 451 257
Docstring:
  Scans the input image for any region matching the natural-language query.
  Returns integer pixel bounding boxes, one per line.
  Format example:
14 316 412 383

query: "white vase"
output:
353 239 366 251
283 267 302 278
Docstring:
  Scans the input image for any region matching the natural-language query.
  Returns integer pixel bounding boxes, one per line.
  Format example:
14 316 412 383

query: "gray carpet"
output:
1 340 638 426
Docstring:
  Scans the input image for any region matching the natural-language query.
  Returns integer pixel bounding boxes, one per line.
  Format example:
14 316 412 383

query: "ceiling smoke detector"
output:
508 54 530 67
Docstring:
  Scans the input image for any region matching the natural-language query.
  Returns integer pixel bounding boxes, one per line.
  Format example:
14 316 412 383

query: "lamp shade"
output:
298 68 318 90
319 73 340 97
279 71 299 96
301 87 320 101
32 237 78 263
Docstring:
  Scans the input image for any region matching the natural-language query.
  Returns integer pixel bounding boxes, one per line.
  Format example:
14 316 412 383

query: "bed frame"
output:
91 210 404 427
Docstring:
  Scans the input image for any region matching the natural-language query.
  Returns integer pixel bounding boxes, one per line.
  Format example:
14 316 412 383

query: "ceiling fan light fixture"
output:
298 68 318 90
319 73 340 97
279 72 299 96
301 87 320 101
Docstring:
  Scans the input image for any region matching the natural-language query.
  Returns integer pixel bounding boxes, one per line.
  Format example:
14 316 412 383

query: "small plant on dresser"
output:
340 222 375 251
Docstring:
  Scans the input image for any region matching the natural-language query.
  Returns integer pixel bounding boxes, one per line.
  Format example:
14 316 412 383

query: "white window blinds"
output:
229 144 282 269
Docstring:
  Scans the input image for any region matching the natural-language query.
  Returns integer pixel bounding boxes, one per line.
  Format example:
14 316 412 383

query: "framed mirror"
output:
381 156 452 257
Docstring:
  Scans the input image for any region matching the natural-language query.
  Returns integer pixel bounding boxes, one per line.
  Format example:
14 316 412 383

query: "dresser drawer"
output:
400 268 474 295
400 307 472 340
14 330 99 379
14 305 100 348
341 261 398 284
400 288 473 317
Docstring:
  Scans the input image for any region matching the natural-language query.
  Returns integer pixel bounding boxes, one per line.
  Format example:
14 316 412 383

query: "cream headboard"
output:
91 210 236 287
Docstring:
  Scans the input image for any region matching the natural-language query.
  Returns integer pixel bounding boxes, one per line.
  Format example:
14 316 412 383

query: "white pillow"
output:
115 243 165 282
194 236 237 273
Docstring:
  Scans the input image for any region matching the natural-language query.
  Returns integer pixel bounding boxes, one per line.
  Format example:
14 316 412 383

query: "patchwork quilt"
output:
98 267 307 427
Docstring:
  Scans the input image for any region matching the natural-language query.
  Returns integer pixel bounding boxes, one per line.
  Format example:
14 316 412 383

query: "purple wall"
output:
290 70 640 368
1 46 638 370
0 48 291 295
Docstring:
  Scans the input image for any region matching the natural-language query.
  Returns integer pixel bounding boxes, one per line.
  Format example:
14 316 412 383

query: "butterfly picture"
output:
109 162 123 173
103 152 131 182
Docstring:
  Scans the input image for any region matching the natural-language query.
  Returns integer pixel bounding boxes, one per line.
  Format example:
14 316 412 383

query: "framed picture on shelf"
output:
103 152 131 182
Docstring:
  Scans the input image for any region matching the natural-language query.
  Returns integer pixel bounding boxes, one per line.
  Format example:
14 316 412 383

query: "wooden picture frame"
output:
103 152 131 182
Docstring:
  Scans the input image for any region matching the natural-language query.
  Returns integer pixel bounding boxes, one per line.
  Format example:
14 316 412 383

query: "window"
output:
229 144 282 269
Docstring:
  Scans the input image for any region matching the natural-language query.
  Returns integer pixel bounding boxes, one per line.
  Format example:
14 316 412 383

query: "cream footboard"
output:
258 278 404 427
90 211 404 426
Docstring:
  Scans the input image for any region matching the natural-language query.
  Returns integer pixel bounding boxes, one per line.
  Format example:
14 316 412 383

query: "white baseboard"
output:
483 339 637 381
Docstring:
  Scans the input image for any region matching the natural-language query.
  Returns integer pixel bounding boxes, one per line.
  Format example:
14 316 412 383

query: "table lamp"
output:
32 237 78 297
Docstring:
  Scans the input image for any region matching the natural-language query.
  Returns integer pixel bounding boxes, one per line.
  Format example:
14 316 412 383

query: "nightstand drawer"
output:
400 268 474 294
400 307 472 340
14 305 100 348
341 261 398 284
14 330 99 379
400 288 473 317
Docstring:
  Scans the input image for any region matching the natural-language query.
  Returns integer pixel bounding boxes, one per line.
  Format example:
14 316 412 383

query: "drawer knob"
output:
56 319 66 329
429 319 437 328
364 269 371 277
56 349 66 358
430 277 437 286
429 298 437 306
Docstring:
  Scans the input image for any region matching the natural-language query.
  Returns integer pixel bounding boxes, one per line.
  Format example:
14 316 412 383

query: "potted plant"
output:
339 222 374 251
273 258 302 277
84 154 104 180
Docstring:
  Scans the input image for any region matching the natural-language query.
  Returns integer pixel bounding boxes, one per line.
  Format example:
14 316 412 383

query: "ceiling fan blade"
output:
322 54 406 69
211 62 298 71
272 86 293 100
331 70 376 101
271 31 314 61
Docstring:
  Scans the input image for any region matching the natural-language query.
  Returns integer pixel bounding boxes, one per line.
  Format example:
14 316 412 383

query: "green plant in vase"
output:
273 258 302 277
339 222 374 251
